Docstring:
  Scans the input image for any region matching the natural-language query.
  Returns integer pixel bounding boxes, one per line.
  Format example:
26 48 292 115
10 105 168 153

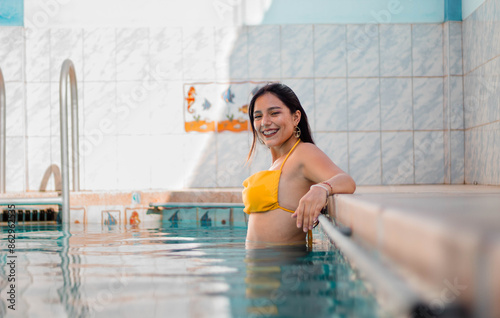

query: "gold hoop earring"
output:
294 126 301 138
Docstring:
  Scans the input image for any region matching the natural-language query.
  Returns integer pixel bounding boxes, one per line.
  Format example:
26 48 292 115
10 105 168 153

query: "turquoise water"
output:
0 214 387 317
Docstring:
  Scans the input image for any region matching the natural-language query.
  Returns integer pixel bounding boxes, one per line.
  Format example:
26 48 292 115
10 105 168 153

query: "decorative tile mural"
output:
183 82 265 133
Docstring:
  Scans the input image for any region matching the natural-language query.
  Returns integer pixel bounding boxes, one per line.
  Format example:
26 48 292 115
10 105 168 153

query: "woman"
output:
242 83 356 246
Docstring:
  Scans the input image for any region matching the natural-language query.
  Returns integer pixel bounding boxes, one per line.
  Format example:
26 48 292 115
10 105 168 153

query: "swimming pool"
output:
0 208 388 318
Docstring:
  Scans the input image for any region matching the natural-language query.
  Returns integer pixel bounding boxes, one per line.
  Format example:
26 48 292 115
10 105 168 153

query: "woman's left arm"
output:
291 144 356 232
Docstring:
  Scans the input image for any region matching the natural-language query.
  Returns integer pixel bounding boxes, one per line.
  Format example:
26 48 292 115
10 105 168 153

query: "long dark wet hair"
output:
247 83 314 162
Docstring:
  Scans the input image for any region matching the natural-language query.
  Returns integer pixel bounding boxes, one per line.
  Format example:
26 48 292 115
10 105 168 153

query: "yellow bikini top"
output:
242 140 300 214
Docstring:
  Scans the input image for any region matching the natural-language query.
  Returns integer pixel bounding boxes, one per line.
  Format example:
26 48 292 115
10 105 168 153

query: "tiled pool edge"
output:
332 185 500 317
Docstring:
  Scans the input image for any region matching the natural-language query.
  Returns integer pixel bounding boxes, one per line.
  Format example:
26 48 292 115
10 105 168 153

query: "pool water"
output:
1 217 388 318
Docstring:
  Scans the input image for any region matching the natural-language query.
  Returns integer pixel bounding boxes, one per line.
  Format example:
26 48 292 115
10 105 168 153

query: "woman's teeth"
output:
262 129 278 136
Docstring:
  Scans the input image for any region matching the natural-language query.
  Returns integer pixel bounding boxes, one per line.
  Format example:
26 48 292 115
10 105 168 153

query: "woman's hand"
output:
291 185 328 232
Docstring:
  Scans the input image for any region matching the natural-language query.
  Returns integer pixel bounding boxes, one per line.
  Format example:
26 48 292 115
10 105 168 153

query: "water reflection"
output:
0 222 384 317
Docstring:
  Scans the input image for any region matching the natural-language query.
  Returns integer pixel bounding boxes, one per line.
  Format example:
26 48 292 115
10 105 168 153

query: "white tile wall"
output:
2 16 483 190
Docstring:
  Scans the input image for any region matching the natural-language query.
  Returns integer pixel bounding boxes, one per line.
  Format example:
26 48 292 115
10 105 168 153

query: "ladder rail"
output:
0 60 80 225
59 59 80 222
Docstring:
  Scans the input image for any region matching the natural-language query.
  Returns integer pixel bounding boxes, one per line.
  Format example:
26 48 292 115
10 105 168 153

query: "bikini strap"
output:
279 139 301 170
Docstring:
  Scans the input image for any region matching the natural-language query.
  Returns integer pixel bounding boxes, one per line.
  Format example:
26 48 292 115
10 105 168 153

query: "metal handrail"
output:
59 59 80 222
0 60 80 224
0 67 6 193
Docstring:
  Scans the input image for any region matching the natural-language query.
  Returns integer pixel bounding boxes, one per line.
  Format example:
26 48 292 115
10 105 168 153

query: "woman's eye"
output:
271 112 279 116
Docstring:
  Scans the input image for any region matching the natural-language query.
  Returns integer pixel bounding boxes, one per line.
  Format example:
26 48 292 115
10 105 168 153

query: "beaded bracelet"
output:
310 184 329 206
321 181 333 194
310 184 330 196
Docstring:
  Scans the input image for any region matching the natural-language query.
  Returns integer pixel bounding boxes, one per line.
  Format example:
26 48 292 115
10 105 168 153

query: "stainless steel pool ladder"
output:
0 67 6 193
0 59 80 223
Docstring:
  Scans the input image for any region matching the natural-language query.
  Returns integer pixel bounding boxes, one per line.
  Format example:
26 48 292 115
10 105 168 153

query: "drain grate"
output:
2 208 57 223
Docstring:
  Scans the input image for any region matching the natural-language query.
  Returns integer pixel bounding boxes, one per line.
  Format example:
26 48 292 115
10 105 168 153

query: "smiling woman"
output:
242 83 356 246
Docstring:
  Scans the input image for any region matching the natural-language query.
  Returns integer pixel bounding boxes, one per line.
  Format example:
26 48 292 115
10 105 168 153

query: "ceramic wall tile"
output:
347 24 379 77
281 25 314 78
82 135 117 190
116 135 151 190
182 26 215 81
462 11 473 74
25 28 50 82
348 132 381 185
282 79 315 130
82 82 116 136
214 26 248 80
443 22 450 75
116 28 149 81
0 27 24 82
116 81 152 135
379 24 412 77
481 122 500 184
49 135 61 181
451 130 465 184
347 78 380 131
314 79 347 131
444 129 451 183
413 78 443 130
150 81 185 135
479 1 500 71
380 78 413 130
448 22 463 76
464 128 476 184
248 25 281 79
50 81 84 137
50 28 83 82
150 135 185 190
184 134 217 188
314 25 347 78
150 27 183 81
26 83 51 137
485 56 500 124
382 132 414 184
5 136 24 192
414 131 444 184
5 82 24 137
216 132 250 187
27 136 51 191
83 28 116 82
315 132 349 173
412 24 443 77
444 76 464 130
46 135 66 192
463 68 480 128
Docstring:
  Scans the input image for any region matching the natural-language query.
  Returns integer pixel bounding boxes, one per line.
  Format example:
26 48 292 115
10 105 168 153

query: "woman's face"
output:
253 93 300 148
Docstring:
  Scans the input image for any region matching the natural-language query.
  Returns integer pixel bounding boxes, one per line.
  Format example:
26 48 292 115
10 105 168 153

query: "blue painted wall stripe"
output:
445 0 463 21
0 0 23 26
260 0 445 24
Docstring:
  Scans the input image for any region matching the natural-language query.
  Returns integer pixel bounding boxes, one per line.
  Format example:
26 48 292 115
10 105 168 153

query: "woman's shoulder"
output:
297 141 322 153
296 142 328 160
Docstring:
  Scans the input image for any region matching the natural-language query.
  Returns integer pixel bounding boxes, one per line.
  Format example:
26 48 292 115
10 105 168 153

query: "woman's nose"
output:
262 113 272 126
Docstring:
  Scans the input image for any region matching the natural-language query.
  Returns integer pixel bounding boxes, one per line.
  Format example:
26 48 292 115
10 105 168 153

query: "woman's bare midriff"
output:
246 208 307 244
